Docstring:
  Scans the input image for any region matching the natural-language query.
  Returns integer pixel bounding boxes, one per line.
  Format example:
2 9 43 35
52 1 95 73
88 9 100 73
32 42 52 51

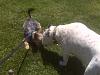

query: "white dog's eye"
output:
46 31 49 37
44 29 50 37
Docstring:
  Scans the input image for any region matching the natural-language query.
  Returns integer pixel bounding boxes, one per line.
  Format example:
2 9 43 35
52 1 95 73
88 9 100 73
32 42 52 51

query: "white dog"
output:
42 22 100 75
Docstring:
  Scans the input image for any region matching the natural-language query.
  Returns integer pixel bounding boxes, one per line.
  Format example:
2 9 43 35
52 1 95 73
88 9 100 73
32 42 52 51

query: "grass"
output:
0 0 100 75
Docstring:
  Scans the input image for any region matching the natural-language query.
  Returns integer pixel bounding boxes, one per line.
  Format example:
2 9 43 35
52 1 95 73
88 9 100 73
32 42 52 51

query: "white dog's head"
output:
42 25 57 46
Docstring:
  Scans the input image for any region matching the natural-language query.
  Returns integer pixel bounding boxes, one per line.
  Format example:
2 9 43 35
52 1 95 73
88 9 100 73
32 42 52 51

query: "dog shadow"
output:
31 45 85 75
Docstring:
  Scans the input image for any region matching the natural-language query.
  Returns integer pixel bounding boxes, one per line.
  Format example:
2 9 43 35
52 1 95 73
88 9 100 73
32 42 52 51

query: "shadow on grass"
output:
32 45 85 75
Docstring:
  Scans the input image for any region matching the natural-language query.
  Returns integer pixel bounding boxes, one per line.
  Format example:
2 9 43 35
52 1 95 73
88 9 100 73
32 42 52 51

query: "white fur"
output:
42 22 100 75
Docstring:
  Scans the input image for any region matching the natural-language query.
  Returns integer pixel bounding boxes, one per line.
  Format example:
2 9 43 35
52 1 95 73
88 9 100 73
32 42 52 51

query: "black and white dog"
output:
23 8 42 49
42 22 100 75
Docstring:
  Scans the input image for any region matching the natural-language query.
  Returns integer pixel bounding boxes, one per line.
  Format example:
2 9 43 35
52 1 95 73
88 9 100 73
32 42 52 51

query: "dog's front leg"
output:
59 50 69 66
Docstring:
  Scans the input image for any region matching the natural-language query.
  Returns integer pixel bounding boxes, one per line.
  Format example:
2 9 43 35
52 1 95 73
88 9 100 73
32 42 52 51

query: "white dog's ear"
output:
47 24 52 28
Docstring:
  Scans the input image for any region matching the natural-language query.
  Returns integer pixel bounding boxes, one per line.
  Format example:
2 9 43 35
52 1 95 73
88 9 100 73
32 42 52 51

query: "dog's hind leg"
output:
84 55 100 75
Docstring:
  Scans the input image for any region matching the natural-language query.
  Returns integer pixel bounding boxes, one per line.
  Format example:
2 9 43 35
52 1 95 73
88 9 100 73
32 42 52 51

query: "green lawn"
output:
0 0 100 75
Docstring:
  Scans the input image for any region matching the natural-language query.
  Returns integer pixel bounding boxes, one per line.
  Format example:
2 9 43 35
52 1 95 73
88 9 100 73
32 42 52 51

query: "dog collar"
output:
52 26 58 43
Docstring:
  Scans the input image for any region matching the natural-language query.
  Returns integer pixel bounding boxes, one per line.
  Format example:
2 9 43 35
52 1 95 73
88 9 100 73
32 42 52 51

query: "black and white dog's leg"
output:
84 55 100 75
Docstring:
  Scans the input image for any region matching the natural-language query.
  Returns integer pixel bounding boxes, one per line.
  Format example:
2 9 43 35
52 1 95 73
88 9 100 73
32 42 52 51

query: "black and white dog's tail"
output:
27 8 34 18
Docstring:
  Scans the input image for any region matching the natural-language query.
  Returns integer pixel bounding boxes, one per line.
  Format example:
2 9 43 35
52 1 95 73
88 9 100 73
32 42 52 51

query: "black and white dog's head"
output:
23 8 43 49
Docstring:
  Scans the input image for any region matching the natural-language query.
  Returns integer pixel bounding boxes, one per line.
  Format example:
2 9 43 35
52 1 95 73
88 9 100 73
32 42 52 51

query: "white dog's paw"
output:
59 60 66 66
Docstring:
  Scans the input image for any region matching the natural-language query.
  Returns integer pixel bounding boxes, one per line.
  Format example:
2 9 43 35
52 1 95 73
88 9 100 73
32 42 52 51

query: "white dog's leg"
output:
59 51 69 66
84 56 100 75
